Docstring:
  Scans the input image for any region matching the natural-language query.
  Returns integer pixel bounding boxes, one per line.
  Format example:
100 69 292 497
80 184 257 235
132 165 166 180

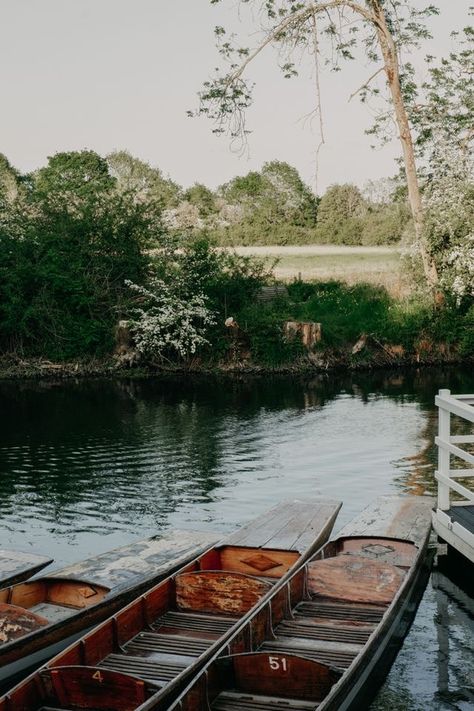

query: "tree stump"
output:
284 321 322 349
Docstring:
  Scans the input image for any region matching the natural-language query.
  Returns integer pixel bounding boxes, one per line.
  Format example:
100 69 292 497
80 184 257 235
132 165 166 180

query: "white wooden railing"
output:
435 389 474 511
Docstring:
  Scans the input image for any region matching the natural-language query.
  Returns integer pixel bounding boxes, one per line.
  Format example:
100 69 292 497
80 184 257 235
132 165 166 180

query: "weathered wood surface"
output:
307 556 405 605
47 530 219 592
336 496 433 549
337 538 417 568
42 666 152 710
0 550 52 588
176 572 272 617
224 500 341 555
230 652 341 701
219 547 299 579
0 603 48 643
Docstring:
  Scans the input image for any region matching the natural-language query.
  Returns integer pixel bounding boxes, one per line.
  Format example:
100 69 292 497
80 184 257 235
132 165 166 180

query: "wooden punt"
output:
164 496 434 711
0 551 52 588
0 498 341 707
0 530 219 686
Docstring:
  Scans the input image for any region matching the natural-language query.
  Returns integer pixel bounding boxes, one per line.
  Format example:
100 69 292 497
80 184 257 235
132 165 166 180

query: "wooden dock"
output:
432 390 474 564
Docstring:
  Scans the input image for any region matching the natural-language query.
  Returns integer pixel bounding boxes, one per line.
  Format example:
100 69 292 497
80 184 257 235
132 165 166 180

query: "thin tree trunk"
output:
368 1 439 289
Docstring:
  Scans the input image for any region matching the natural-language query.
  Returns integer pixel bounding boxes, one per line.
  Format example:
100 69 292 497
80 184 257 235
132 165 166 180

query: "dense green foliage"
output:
1 149 471 367
0 151 157 358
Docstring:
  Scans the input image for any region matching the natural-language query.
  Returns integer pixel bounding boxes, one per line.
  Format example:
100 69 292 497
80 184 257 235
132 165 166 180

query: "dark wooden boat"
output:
166 496 434 711
0 529 219 686
0 550 52 588
0 498 341 707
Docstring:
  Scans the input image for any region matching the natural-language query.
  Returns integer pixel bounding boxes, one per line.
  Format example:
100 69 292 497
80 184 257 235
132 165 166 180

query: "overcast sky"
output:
1 1 471 192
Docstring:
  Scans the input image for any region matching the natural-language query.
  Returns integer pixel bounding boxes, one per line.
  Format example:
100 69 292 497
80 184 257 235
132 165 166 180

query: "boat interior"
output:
0 580 111 642
0 536 417 711
0 544 300 649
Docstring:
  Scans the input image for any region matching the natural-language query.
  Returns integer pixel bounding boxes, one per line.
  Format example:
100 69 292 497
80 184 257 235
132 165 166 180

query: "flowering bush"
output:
422 143 474 306
126 279 216 362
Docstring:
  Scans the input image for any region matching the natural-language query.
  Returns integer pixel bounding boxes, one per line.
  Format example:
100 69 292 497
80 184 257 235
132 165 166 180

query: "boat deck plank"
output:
0 550 52 588
336 496 434 548
224 500 340 553
44 530 219 592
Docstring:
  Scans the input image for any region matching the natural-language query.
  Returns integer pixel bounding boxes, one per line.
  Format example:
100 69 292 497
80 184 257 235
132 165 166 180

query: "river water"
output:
0 367 473 709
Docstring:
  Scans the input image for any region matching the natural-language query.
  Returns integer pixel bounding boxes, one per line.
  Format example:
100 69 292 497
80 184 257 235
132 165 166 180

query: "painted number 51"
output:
269 656 287 671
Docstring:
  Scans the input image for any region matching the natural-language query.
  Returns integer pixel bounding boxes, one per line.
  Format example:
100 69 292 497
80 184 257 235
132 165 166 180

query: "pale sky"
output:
0 1 471 192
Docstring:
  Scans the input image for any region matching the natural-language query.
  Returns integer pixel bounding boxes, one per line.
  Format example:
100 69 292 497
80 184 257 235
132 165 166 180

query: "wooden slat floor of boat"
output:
260 639 359 670
99 609 237 689
152 610 236 636
296 600 386 625
124 631 212 657
212 691 318 710
99 653 186 685
277 619 372 645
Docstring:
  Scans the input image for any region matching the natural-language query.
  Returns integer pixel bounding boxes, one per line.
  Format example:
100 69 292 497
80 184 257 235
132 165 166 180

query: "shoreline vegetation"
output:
1 151 473 377
1 334 472 381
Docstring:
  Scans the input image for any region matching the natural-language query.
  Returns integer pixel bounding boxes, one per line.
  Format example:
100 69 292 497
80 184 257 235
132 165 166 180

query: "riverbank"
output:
1 344 471 381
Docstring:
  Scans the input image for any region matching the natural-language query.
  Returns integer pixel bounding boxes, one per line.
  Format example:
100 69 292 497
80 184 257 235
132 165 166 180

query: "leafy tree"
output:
196 0 441 289
0 154 23 203
0 151 158 358
409 22 474 161
33 151 115 210
107 150 182 208
220 160 318 230
183 183 217 217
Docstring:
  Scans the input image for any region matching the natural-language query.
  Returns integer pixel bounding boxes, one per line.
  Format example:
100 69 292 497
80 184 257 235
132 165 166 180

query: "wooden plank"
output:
0 550 52 588
44 666 151 711
229 652 341 702
336 496 433 549
219 547 299 579
224 500 341 553
307 556 404 605
46 530 219 593
176 572 272 617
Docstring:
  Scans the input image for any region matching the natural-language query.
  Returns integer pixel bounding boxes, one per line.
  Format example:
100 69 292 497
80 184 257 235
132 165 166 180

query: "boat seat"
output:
40 666 157 711
176 570 272 616
0 602 49 643
217 652 341 702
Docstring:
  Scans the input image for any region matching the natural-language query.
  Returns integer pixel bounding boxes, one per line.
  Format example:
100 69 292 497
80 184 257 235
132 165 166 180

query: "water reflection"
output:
372 555 474 711
1 367 473 556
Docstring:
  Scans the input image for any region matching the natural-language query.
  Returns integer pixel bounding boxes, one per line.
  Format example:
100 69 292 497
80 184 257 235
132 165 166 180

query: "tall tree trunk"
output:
368 0 439 289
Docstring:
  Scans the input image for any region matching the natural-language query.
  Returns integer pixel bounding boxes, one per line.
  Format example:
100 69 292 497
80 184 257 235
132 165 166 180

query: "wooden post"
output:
438 389 451 511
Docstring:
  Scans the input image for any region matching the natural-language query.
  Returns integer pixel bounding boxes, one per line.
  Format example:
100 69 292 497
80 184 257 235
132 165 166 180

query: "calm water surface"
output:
0 367 473 709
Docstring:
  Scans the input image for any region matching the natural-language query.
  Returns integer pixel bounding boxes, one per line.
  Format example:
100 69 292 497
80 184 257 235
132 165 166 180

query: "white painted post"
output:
438 388 451 511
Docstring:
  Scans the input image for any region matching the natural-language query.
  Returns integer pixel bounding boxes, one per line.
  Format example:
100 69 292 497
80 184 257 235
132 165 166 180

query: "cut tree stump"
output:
284 321 322 349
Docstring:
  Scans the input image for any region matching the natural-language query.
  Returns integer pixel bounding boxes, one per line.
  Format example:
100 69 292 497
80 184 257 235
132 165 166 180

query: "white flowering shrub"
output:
125 278 216 362
422 143 474 306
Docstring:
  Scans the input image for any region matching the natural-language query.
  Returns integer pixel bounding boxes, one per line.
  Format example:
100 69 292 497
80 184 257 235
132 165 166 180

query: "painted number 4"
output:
269 655 287 671
92 671 104 683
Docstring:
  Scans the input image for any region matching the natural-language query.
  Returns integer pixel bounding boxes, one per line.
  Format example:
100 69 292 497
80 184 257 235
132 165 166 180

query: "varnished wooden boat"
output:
0 529 219 686
166 496 434 711
0 550 52 588
0 498 341 706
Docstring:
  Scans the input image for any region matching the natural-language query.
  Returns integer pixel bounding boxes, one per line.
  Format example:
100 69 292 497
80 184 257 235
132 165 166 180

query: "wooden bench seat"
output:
212 691 318 710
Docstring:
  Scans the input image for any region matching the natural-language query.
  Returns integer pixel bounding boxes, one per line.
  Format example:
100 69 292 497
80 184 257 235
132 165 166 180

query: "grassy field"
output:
230 246 406 296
